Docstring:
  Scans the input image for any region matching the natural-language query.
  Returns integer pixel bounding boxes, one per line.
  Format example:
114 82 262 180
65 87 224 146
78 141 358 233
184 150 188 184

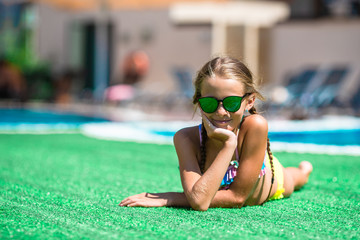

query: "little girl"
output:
120 56 313 211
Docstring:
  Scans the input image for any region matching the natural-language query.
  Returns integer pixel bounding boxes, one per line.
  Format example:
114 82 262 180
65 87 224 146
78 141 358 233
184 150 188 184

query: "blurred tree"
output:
0 2 52 101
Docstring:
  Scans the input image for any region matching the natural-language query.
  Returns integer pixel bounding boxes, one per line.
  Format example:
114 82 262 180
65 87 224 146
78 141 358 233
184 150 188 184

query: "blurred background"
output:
1 0 360 121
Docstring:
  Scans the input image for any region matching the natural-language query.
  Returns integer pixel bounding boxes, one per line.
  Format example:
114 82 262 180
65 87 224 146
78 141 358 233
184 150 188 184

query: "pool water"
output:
2 108 360 147
0 108 108 129
152 129 360 146
268 130 360 146
81 117 360 155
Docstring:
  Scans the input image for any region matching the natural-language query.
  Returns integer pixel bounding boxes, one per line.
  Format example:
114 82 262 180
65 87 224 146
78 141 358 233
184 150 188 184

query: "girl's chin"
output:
213 122 234 131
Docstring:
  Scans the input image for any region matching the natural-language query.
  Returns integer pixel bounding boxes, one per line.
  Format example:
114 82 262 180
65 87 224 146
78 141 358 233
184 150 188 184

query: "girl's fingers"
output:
120 197 136 206
121 199 146 207
201 111 215 133
119 193 165 207
200 111 237 144
119 193 148 207
120 199 136 207
201 111 212 126
128 202 143 207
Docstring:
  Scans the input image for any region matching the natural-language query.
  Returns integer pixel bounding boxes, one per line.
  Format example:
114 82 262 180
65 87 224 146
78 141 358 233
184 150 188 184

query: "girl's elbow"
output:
187 193 210 211
225 191 246 208
190 201 210 211
233 195 246 208
234 200 245 209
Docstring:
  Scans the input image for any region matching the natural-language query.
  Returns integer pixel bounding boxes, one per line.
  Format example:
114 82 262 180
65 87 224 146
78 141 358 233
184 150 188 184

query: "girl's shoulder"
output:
239 114 268 155
241 114 268 134
173 125 200 147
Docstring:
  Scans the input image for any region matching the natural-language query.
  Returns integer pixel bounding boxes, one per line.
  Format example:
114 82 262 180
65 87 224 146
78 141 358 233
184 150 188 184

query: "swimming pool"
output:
82 116 360 155
269 130 360 146
0 108 109 131
152 129 360 146
2 108 360 155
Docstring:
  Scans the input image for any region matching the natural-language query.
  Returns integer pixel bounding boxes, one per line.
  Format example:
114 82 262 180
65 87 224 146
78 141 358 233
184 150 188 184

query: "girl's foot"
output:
299 161 313 180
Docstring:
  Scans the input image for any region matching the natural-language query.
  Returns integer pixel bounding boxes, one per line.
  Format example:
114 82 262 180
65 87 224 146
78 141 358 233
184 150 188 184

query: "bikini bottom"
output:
265 155 285 200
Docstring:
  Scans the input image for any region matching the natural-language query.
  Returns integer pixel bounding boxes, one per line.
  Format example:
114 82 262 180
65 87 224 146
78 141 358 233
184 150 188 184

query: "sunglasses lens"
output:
223 96 242 112
199 97 218 113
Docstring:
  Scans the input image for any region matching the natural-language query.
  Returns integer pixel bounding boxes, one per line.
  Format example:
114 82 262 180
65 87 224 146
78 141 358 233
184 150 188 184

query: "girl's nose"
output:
216 103 229 116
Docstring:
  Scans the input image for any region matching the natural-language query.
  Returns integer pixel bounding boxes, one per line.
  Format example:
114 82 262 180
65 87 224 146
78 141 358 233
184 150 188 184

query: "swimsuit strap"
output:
198 124 202 144
235 145 239 160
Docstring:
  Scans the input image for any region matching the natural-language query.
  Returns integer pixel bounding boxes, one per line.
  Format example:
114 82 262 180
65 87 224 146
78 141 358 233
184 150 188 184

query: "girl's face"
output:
200 75 254 132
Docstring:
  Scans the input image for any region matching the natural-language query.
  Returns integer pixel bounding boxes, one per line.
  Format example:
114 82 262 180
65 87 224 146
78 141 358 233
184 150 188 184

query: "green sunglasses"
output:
198 94 249 113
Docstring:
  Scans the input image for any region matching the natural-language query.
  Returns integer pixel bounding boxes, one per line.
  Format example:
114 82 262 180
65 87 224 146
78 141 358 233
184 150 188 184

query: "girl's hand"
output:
201 112 237 146
119 193 167 207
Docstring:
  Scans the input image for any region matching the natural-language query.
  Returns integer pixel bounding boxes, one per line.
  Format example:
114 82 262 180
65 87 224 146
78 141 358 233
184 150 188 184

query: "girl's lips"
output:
211 119 231 126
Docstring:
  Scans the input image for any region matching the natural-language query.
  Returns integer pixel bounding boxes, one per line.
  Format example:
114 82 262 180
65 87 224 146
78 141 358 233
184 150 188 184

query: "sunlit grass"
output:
1 134 359 239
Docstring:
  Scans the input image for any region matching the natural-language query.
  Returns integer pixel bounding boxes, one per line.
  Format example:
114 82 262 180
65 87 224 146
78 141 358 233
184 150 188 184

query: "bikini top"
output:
198 124 266 190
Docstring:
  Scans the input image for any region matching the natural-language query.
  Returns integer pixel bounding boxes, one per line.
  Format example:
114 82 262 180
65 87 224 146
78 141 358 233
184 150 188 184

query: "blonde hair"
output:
192 56 265 108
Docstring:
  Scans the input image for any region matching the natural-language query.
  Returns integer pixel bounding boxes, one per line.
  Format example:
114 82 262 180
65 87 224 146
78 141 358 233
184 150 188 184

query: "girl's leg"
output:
283 161 313 197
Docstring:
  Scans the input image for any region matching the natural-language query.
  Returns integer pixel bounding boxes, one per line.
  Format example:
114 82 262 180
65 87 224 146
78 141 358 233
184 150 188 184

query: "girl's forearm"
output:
188 142 236 209
163 192 191 207
165 190 244 209
209 189 244 208
157 189 246 210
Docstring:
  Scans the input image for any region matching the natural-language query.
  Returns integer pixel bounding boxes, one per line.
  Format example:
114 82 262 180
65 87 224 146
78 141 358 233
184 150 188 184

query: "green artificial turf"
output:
0 133 359 239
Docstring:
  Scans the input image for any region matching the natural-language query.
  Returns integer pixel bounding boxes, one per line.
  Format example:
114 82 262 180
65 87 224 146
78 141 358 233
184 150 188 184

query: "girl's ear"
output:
245 93 256 110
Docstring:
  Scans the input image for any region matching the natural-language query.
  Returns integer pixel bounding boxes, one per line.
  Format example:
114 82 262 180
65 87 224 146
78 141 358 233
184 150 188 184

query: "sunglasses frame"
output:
198 93 250 114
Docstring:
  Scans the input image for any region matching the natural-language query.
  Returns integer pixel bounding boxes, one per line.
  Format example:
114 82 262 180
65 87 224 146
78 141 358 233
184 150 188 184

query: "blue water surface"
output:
0 109 109 128
2 108 359 146
268 130 360 146
152 129 360 146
